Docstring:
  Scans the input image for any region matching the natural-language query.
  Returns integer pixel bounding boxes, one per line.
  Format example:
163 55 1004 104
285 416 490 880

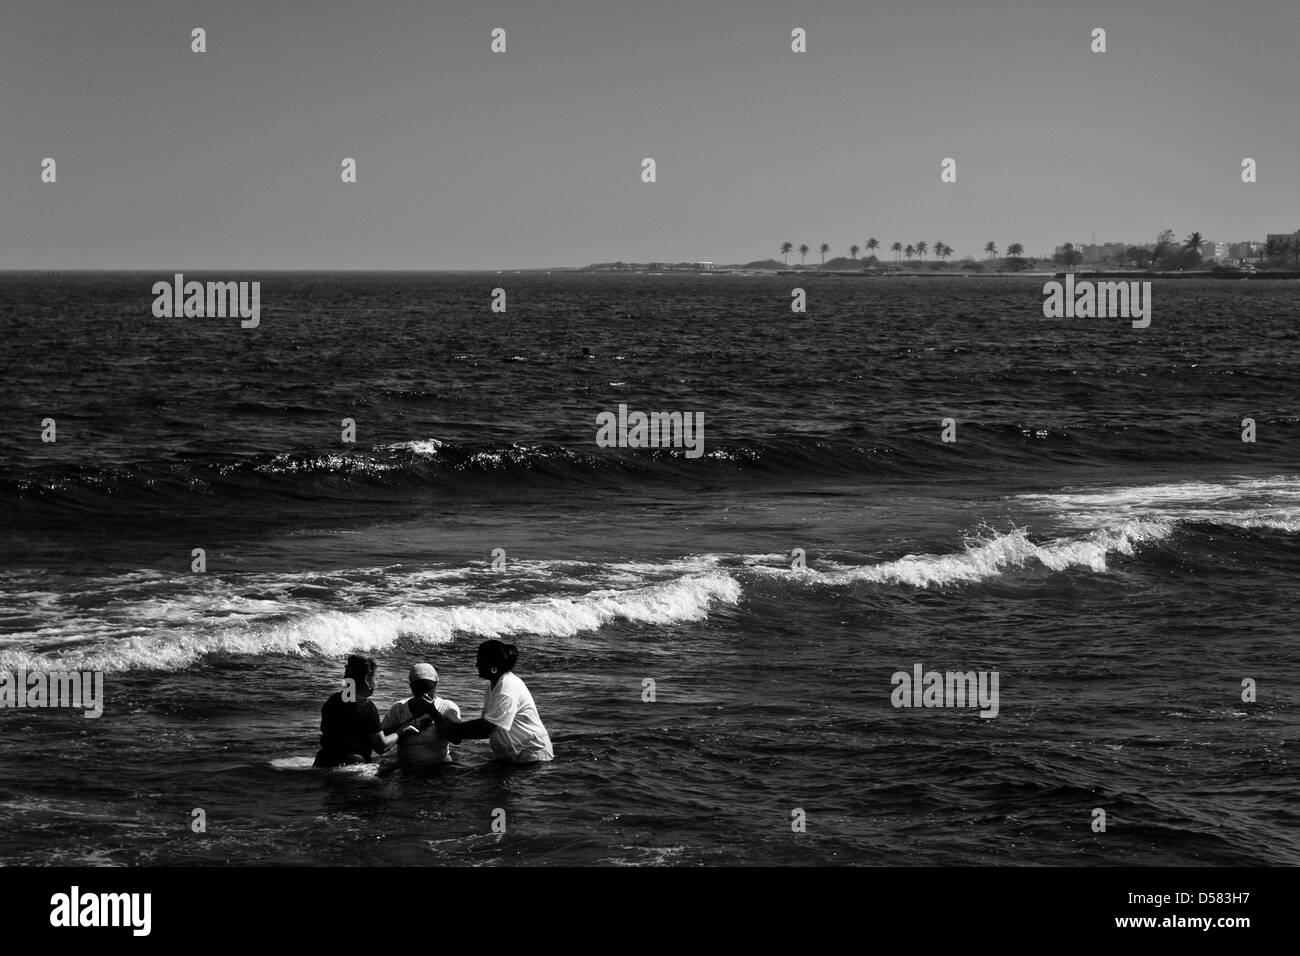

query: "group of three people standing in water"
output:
313 639 553 769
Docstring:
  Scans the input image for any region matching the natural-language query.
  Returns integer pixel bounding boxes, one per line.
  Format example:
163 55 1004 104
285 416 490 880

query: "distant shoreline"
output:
572 267 1300 281
3 268 1297 280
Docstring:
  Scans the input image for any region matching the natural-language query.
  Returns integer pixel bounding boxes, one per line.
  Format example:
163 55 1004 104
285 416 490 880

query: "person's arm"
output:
372 725 417 751
369 702 417 752
438 717 494 743
428 704 493 742
435 687 516 743
376 711 424 750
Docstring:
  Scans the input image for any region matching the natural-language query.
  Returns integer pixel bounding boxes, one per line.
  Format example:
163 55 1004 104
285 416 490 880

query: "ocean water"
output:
1 272 1297 866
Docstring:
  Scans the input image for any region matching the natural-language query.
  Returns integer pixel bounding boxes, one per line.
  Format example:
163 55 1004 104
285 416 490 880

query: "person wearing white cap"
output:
380 663 462 767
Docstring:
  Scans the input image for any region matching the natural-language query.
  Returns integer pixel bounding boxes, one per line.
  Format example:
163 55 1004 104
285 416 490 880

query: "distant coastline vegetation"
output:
577 229 1300 275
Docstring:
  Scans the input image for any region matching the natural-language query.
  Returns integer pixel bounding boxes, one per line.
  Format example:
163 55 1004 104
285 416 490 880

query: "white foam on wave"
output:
250 452 403 476
0 571 742 673
384 439 445 456
1224 516 1300 532
749 520 1174 589
269 756 318 771
0 558 732 655
1018 475 1300 532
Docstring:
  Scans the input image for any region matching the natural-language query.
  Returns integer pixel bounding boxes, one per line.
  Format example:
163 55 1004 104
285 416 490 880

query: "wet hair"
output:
477 640 519 673
343 655 377 691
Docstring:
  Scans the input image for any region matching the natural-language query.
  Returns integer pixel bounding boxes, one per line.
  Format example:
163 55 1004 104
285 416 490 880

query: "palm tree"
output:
798 244 809 266
1007 243 1024 257
866 238 879 259
984 241 998 260
819 242 830 265
849 244 860 260
781 242 793 265
890 241 902 261
1184 232 1203 260
904 244 915 260
916 241 928 260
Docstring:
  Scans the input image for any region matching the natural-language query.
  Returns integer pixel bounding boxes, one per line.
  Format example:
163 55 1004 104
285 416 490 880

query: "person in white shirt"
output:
434 640 553 763
381 662 462 767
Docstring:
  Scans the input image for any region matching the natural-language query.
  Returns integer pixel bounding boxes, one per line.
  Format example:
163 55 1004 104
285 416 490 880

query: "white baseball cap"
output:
408 663 439 683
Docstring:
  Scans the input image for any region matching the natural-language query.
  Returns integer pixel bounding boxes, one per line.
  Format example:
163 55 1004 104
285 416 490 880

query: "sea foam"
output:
749 520 1174 589
0 571 741 673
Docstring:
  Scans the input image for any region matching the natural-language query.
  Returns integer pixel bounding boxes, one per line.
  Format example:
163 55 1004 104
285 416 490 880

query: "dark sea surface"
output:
0 272 1297 866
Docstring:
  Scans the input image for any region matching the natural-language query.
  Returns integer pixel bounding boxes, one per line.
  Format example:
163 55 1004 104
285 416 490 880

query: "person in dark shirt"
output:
314 655 413 768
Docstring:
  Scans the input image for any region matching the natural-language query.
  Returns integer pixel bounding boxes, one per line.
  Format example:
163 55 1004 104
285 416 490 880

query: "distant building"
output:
1082 242 1130 263
694 261 715 271
1059 242 1137 264
1227 241 1263 261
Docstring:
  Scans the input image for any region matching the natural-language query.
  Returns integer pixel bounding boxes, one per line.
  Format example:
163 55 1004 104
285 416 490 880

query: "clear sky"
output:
2 0 1297 269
